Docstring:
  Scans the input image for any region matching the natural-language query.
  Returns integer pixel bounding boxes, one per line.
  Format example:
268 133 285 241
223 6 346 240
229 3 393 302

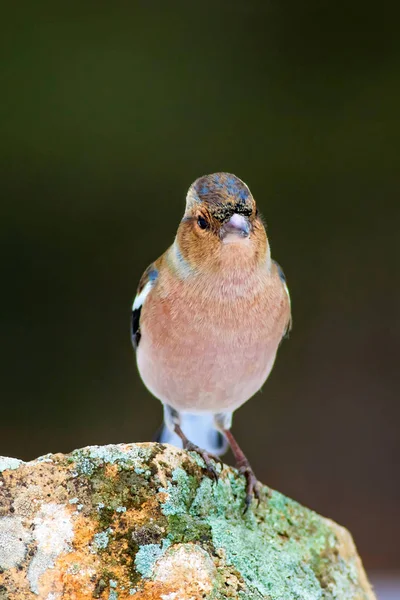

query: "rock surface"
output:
0 443 376 599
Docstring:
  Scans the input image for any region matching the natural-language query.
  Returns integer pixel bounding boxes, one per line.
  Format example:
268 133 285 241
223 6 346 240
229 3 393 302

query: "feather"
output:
273 260 292 338
131 264 158 350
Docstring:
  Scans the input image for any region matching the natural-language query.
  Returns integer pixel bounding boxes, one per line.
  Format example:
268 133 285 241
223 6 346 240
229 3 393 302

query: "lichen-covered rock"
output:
0 443 375 599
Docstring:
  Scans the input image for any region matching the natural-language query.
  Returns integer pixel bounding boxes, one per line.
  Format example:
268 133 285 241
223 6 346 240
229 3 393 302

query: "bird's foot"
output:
220 427 262 512
237 461 261 512
172 422 221 481
184 441 220 481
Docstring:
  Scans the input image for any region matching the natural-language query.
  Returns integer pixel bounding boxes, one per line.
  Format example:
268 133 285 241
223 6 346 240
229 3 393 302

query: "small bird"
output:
131 173 291 507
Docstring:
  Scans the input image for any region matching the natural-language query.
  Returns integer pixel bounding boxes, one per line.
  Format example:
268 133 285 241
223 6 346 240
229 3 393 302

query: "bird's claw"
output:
185 442 220 481
238 463 261 512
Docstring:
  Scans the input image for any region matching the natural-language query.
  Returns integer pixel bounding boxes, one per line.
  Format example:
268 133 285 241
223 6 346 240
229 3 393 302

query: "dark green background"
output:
1 2 399 570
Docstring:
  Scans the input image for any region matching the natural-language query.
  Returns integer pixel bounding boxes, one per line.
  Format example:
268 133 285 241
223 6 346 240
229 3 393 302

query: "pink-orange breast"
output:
136 263 290 414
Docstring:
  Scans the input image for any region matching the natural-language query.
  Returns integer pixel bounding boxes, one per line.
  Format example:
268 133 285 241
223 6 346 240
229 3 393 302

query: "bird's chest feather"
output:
141 270 287 358
137 267 289 411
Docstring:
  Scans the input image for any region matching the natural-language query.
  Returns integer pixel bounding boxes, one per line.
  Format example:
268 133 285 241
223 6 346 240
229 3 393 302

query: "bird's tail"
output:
156 413 228 456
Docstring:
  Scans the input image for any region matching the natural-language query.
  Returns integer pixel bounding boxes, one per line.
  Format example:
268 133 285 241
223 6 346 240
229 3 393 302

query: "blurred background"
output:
1 1 399 595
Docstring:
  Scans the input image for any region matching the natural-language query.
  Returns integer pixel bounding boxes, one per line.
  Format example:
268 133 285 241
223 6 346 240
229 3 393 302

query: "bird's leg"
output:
163 405 219 481
223 428 261 509
215 412 261 511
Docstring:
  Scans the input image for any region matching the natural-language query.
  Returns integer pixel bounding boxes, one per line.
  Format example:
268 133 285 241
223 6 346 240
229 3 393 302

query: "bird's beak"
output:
221 213 251 242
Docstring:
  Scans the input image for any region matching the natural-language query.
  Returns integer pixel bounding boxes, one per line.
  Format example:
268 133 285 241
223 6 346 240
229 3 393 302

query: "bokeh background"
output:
1 1 399 592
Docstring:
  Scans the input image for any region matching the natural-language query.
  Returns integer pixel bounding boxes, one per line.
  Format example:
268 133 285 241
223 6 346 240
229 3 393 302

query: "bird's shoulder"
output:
271 259 292 338
271 259 287 285
131 261 160 350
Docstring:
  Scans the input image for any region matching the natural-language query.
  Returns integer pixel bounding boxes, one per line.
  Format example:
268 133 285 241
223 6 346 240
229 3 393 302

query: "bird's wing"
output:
273 260 292 339
131 263 159 350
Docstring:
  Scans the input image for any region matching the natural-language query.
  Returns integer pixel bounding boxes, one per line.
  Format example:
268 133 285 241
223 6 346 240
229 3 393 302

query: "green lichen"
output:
69 563 81 574
0 457 23 472
209 514 322 599
48 443 370 599
36 454 54 463
159 467 201 515
66 443 169 590
134 539 171 579
166 513 212 545
69 444 154 479
71 456 97 477
92 530 112 551
186 450 219 472
72 457 153 535
86 445 153 467
157 466 370 600
91 467 148 510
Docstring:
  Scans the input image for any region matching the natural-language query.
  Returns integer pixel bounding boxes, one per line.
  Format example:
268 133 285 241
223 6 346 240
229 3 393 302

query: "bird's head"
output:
175 173 268 274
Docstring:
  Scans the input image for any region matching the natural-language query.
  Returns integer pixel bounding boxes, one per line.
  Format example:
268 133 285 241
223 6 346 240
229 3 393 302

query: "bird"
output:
131 172 291 508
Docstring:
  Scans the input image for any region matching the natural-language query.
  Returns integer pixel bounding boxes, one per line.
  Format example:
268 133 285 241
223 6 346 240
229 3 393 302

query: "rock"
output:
0 443 375 599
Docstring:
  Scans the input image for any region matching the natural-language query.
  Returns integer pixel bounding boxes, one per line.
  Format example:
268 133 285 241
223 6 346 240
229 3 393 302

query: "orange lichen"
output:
131 581 182 599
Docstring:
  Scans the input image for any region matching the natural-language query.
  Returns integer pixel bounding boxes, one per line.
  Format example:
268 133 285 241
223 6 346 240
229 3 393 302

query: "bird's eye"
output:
197 216 208 230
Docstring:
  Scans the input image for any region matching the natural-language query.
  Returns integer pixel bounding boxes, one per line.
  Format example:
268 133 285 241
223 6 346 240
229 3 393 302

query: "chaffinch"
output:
131 172 291 507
